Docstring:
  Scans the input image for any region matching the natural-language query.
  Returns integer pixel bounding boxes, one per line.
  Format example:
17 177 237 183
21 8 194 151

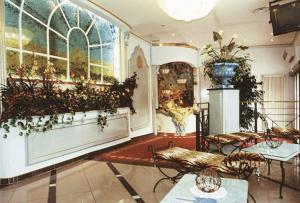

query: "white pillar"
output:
209 89 240 134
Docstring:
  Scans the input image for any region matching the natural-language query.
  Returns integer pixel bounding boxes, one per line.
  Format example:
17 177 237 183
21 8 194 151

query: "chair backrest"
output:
222 152 266 179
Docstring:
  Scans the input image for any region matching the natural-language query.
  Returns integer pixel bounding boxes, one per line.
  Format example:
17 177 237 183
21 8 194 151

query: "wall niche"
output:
157 62 194 135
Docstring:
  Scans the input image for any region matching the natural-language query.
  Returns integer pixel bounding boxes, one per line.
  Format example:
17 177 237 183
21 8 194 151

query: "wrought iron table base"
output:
153 166 187 192
280 161 285 199
266 159 285 199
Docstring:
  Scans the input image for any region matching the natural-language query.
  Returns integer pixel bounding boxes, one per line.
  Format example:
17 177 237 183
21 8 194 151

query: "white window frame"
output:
4 0 119 83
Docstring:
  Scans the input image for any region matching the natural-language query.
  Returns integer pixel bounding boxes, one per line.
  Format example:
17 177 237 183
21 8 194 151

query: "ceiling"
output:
93 0 298 48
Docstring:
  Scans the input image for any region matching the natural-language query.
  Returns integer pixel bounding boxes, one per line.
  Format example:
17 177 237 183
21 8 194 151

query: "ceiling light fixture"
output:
157 0 218 22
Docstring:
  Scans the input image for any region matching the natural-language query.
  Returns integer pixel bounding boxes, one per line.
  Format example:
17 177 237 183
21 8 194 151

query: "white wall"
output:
294 32 300 46
248 46 295 103
151 46 198 67
246 46 292 80
127 34 153 137
295 46 300 61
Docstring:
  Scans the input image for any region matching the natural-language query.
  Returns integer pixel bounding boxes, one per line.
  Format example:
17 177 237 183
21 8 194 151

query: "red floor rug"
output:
92 133 293 166
93 134 196 166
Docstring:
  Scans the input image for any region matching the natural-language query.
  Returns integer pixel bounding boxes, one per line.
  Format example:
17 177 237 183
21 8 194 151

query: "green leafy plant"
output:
202 31 263 130
202 31 249 86
0 67 138 138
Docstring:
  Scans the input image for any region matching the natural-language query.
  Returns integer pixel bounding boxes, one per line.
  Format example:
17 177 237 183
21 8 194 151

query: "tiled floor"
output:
1 159 300 203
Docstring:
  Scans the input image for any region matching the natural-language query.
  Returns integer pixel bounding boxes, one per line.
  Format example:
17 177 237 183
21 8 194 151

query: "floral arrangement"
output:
201 31 249 85
202 31 263 130
0 65 138 138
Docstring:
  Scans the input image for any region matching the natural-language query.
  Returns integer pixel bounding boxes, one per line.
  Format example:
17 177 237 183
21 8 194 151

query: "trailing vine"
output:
0 69 138 138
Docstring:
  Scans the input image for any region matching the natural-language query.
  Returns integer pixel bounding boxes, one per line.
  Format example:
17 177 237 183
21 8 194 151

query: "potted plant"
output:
202 31 264 130
202 31 248 88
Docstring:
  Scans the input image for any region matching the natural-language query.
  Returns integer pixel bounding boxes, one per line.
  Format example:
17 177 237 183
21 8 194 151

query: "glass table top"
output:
243 142 300 161
160 174 248 203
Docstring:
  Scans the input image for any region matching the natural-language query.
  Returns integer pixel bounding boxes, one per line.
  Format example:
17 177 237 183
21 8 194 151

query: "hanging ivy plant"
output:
0 67 138 138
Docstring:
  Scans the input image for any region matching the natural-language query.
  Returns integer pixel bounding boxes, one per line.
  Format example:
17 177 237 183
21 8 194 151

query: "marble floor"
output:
1 158 300 203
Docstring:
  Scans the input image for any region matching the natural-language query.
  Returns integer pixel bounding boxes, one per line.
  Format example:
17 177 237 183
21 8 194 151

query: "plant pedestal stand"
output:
208 88 240 134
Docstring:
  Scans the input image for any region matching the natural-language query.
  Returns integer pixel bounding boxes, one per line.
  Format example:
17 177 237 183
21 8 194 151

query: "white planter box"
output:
0 108 131 179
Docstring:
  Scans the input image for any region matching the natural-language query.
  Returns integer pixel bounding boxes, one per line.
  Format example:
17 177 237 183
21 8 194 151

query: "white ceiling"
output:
94 0 298 47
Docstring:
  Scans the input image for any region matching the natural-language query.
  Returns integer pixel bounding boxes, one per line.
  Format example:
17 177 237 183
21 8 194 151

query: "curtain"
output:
262 75 295 128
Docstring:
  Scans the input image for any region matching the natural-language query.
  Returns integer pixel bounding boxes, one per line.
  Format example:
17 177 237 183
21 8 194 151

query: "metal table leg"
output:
267 159 272 175
280 161 285 199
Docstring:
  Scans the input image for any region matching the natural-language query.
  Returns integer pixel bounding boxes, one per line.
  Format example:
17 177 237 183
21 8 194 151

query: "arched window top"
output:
79 9 93 32
61 3 77 28
87 24 101 45
4 0 121 82
23 0 57 24
95 18 113 44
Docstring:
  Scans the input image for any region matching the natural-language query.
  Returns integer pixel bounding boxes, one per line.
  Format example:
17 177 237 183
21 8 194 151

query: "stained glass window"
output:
4 0 120 83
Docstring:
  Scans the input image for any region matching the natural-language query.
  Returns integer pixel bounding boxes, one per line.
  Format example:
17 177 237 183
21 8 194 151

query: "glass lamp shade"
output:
157 0 218 22
161 68 170 74
195 168 221 193
162 89 172 95
176 78 187 84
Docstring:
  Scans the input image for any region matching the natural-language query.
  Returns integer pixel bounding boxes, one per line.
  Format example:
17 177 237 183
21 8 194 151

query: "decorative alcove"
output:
157 62 194 135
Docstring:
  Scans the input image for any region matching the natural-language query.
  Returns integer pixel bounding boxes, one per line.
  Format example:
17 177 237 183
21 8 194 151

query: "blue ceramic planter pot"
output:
213 62 238 88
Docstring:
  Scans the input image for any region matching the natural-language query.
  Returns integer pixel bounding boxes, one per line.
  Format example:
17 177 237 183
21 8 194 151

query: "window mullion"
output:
86 17 95 35
19 0 25 64
77 8 79 27
58 4 71 30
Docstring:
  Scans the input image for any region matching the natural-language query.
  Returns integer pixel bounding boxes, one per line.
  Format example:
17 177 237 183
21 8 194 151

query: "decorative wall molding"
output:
27 111 129 164
129 32 151 44
0 108 131 179
152 42 199 51
129 45 150 131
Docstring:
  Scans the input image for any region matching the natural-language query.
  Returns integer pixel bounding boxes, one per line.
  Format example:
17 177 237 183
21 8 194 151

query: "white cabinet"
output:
209 89 240 134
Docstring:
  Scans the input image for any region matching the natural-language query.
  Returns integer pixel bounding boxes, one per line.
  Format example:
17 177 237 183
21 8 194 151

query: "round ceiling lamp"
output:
157 0 219 22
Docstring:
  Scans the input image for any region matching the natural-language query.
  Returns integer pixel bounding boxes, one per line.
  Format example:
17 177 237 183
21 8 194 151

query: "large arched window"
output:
4 0 120 83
